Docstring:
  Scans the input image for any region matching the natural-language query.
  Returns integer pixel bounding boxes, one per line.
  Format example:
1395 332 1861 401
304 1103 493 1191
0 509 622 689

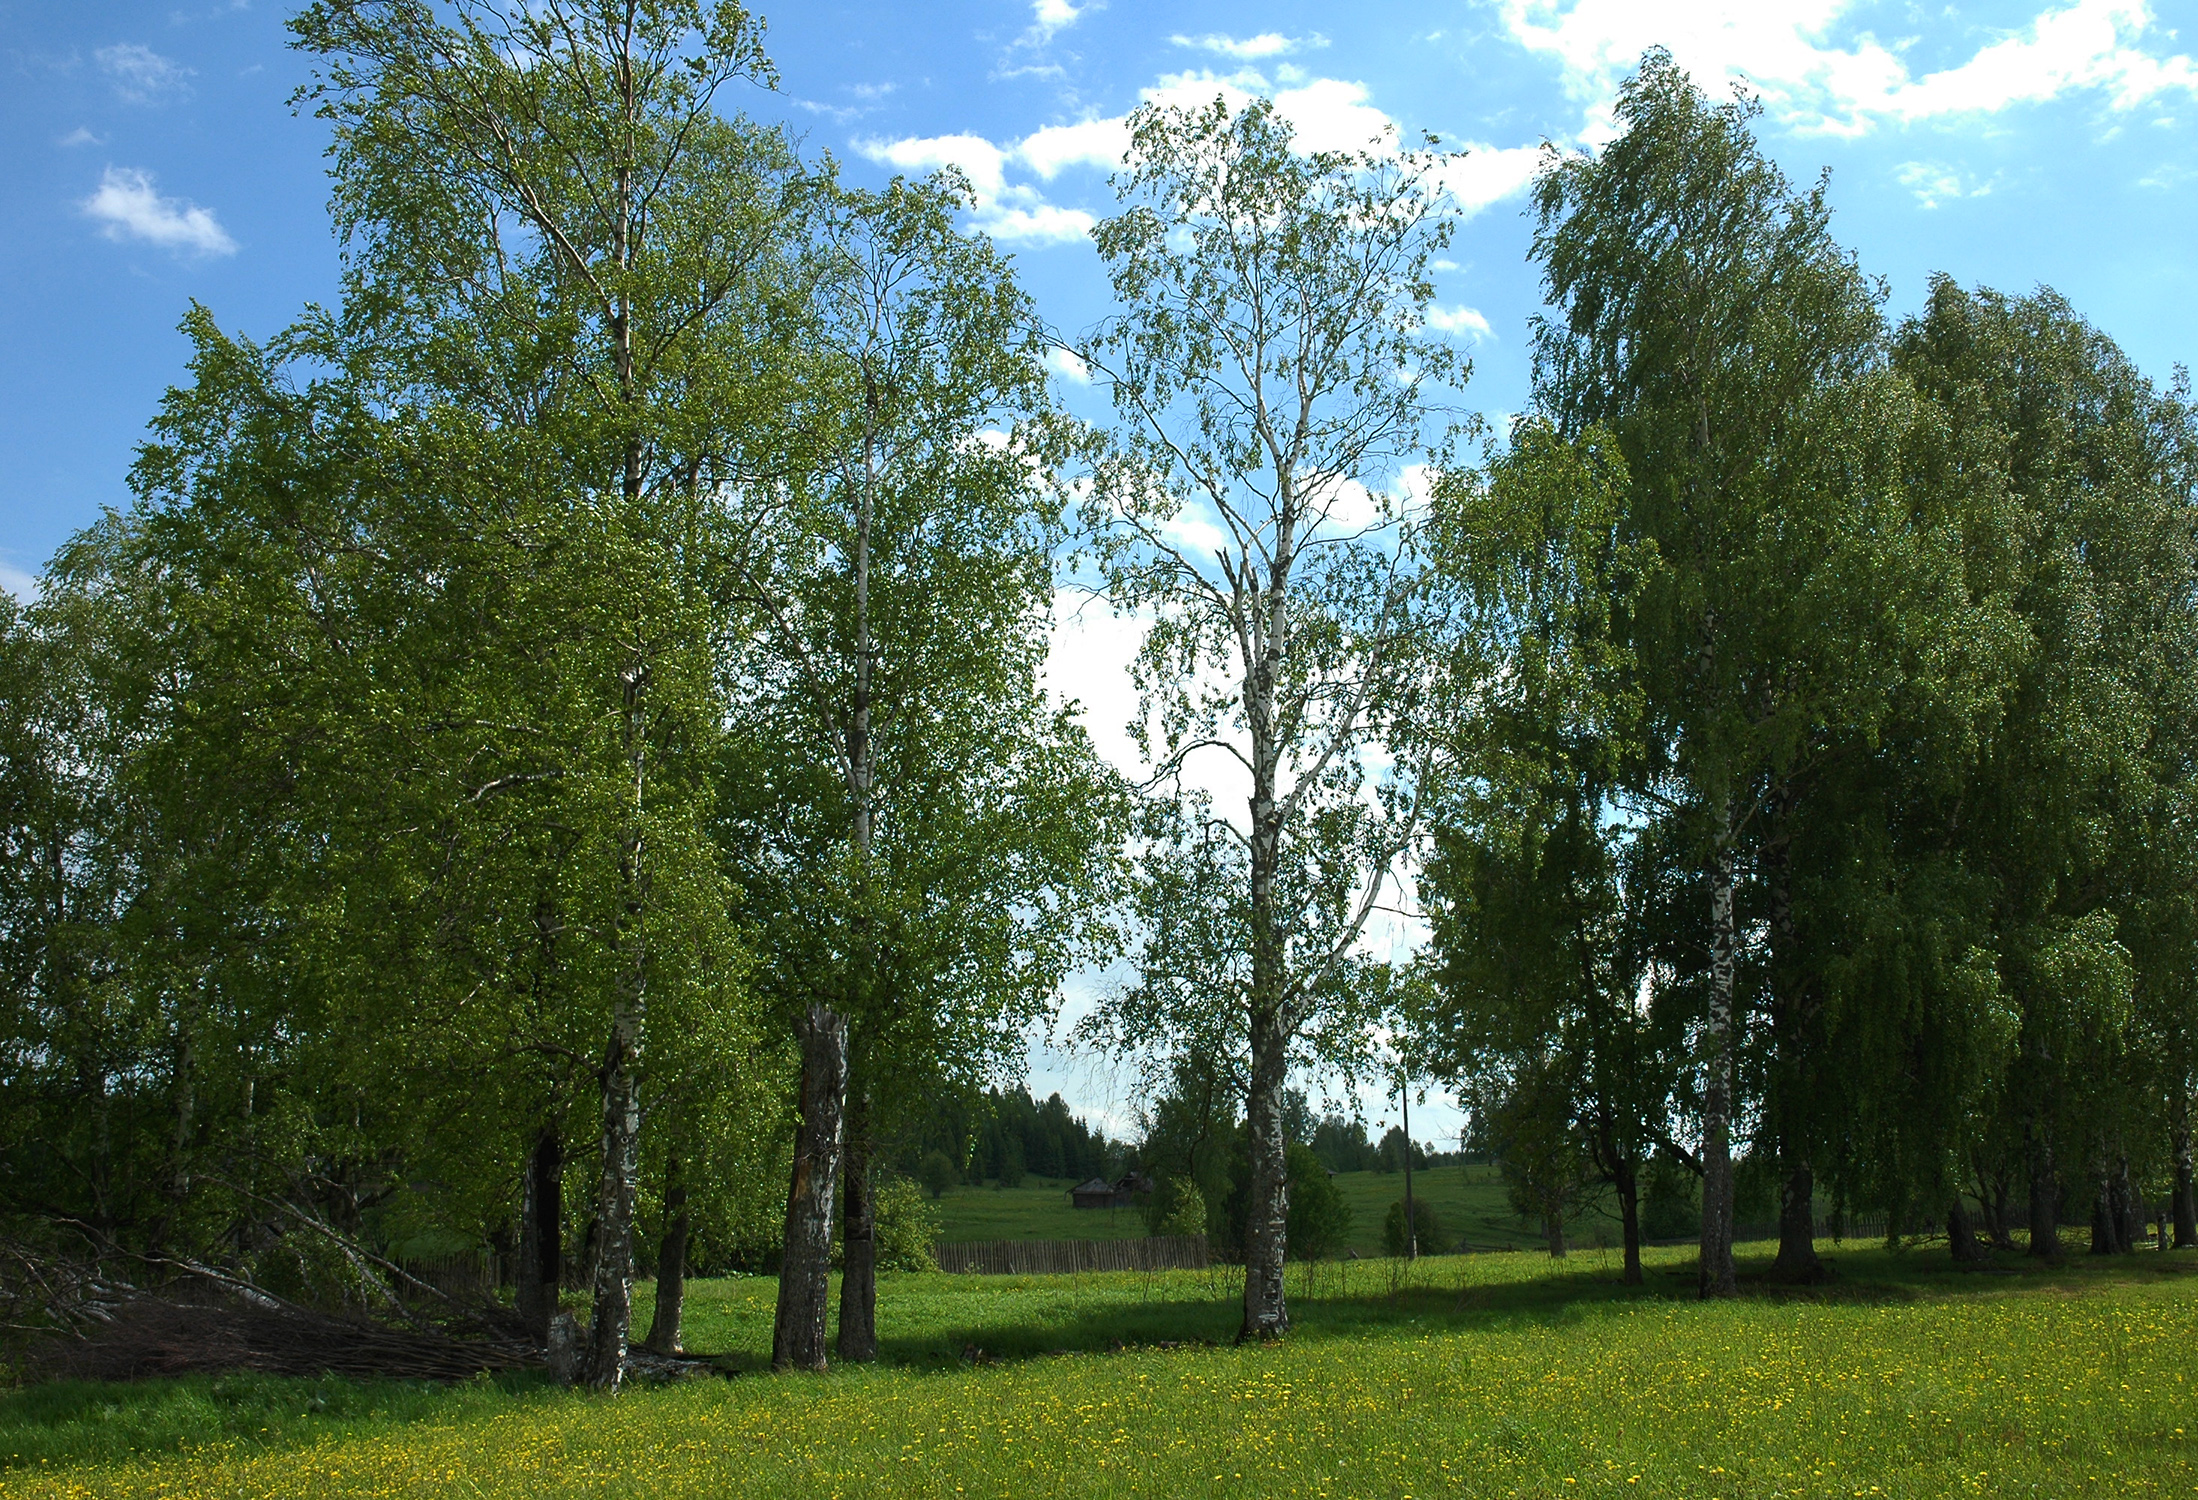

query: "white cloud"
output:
1894 159 1993 208
0 561 38 603
1437 141 1547 216
1425 303 1496 341
58 127 103 147
858 134 1095 244
1018 116 1132 177
1169 32 1327 61
1046 346 1093 384
1029 0 1087 42
95 42 192 105
1496 0 2198 138
81 167 237 256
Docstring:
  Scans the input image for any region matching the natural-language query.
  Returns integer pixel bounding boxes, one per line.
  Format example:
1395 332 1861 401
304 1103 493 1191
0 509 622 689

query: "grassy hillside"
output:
930 1163 1606 1257
5 1238 2193 1498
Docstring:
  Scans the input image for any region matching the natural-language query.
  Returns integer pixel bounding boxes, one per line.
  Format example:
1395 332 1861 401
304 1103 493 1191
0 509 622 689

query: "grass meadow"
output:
3 1237 2194 1498
935 1165 1572 1254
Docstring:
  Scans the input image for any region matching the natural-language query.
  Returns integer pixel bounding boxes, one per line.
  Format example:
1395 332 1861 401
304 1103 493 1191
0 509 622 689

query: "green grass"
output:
932 1165 1583 1256
928 1178 1149 1244
5 1239 2196 1498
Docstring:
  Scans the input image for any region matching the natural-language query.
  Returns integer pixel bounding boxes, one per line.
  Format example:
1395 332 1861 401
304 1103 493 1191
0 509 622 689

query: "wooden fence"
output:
398 1251 499 1298
934 1235 1210 1276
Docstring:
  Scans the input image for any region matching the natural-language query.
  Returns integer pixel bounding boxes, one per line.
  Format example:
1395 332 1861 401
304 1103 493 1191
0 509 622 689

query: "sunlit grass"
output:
4 1240 2194 1498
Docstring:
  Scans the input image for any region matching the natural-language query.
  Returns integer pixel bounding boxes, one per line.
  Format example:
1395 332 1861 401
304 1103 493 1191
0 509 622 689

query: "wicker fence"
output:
933 1235 1210 1276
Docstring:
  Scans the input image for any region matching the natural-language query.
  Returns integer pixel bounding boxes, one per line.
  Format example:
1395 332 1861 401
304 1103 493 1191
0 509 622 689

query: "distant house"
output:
1069 1171 1156 1210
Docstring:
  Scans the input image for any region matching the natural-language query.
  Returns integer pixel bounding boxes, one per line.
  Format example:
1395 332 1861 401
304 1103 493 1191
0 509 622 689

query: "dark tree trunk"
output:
773 1004 849 1372
1543 1209 1566 1258
1763 817 1821 1286
1239 1002 1291 1339
836 1088 877 1363
516 1127 563 1344
1948 1199 1988 1263
1698 829 1739 1298
2114 1157 2142 1251
1772 1162 1826 1282
2091 1176 2116 1255
643 1155 688 1356
1615 1155 1643 1286
2028 1134 2060 1259
2174 1106 2196 1249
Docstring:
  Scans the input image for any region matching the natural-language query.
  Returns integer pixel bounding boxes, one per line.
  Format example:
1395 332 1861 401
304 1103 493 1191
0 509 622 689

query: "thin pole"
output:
1402 1076 1416 1260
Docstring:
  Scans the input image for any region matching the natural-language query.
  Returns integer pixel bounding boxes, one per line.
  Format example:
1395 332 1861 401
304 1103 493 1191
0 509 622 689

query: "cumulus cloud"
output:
1437 141 1548 216
868 64 1546 247
1028 0 1088 43
859 134 1095 244
1894 160 1994 208
1169 32 1327 61
1019 116 1132 177
0 561 38 603
1496 0 2198 137
81 167 237 256
1424 303 1496 341
95 43 192 105
1046 346 1093 385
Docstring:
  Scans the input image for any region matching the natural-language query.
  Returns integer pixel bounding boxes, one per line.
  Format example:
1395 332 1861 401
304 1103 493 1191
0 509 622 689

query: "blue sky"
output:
4 0 2195 1135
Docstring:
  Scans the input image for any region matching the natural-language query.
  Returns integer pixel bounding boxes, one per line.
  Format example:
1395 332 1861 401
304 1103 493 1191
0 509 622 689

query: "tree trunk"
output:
584 979 643 1390
836 1088 878 1363
1948 1198 1987 1264
1772 1162 1825 1282
2174 1104 2196 1249
2115 1156 2142 1252
2027 1134 2060 1260
1763 813 1820 1286
1698 828 1739 1298
1615 1155 1643 1285
773 1003 849 1371
643 1155 688 1356
1238 1002 1291 1339
516 1127 563 1343
1543 1209 1566 1258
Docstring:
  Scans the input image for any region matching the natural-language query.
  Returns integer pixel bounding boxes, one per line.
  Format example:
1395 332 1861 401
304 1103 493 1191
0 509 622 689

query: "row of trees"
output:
1 0 1121 1387
4 8 2192 1377
1410 57 2198 1292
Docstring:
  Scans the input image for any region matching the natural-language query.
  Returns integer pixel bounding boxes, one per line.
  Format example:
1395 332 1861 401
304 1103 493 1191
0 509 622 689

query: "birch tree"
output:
292 0 791 1386
1075 96 1459 1339
718 175 1119 1370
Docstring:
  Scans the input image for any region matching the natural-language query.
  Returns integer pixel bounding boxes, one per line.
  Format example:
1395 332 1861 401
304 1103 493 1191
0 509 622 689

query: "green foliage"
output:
1151 1178 1209 1241
917 1152 957 1202
1284 1144 1352 1262
870 1177 939 1273
1381 1195 1444 1257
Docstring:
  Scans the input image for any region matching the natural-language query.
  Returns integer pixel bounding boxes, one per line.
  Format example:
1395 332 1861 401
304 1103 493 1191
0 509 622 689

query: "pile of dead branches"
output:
26 1293 537 1383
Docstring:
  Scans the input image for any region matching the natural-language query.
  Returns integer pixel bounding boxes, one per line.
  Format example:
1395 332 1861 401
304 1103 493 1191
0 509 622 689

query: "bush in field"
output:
1286 1144 1353 1261
918 1151 958 1201
1383 1196 1443 1257
1152 1178 1208 1239
873 1178 939 1272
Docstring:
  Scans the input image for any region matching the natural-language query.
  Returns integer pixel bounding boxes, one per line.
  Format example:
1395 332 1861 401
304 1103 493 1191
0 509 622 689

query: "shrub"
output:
1382 1195 1443 1257
1151 1177 1208 1239
872 1177 939 1272
918 1150 958 1201
1286 1144 1353 1261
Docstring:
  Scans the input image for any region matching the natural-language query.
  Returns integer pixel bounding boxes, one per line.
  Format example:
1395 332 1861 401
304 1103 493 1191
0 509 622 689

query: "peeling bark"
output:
773 1004 848 1371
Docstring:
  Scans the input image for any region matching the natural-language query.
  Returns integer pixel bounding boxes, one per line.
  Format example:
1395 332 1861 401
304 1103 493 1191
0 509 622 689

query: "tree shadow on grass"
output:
873 1239 2198 1369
